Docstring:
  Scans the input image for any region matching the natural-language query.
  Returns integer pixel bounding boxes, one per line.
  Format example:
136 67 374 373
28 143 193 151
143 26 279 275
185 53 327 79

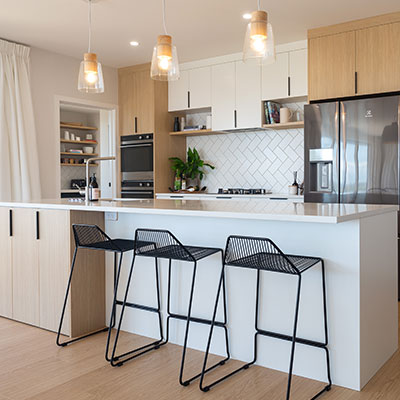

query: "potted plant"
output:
169 147 214 191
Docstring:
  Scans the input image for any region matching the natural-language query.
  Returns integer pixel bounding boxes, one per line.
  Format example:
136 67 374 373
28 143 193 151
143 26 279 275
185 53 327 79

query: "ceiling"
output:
0 0 399 68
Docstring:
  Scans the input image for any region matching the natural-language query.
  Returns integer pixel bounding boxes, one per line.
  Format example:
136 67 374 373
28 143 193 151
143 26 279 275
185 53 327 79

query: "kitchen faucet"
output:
85 156 116 201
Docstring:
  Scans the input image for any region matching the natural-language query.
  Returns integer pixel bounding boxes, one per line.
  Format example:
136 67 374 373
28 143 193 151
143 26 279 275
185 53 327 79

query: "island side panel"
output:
69 211 106 338
360 211 398 388
105 212 364 390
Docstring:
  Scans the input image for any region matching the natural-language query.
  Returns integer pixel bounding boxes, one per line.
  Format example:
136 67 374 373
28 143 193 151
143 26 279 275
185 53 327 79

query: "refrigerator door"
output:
304 102 340 203
340 96 399 204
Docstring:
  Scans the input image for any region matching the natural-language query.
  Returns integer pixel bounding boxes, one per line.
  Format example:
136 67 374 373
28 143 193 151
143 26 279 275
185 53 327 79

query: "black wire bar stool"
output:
199 235 332 400
109 228 231 388
56 224 143 363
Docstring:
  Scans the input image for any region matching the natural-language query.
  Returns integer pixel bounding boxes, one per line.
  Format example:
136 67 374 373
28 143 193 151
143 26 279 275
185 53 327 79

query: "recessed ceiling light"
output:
130 41 139 47
243 13 252 20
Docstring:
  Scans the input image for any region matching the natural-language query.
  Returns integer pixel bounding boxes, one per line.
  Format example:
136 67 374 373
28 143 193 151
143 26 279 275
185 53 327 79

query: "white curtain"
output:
0 39 41 201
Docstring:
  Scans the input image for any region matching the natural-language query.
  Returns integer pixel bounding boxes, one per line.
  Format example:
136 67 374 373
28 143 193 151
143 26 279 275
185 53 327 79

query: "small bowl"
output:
83 146 94 154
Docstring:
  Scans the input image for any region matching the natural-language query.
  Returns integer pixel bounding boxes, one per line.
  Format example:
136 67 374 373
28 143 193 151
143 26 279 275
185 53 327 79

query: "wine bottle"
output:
89 173 100 201
292 171 299 195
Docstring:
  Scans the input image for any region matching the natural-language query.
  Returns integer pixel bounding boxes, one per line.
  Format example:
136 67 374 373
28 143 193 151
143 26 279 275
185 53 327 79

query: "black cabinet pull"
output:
36 211 40 240
9 209 12 237
355 71 358 94
187 91 191 108
288 76 291 97
134 117 138 133
234 110 237 128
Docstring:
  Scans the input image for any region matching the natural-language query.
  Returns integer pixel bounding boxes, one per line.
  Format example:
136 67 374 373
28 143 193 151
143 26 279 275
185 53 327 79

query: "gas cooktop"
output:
217 188 271 195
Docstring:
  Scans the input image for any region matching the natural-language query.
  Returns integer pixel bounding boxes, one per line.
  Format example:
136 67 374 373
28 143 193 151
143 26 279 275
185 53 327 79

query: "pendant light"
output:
150 0 180 81
243 0 275 64
78 0 104 93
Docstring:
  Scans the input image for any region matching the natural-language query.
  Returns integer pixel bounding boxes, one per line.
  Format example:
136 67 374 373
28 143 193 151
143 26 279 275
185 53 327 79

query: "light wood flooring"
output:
1 313 400 400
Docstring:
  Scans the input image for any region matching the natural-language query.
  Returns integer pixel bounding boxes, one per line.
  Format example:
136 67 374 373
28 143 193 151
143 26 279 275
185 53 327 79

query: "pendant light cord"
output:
162 0 168 35
88 0 92 53
258 0 261 10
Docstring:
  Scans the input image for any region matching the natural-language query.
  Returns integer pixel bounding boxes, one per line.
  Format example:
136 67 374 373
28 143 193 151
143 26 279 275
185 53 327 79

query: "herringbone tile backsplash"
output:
186 103 305 194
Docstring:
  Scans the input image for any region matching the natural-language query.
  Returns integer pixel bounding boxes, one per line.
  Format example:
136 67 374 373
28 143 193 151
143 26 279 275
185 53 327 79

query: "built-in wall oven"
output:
120 133 154 198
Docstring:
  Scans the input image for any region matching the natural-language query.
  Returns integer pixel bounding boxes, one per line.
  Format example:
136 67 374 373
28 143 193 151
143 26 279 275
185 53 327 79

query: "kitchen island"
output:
0 198 397 391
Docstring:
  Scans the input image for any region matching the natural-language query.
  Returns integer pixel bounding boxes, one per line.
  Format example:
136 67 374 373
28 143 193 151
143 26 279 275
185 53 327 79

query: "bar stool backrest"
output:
72 224 113 249
224 235 299 274
135 229 195 261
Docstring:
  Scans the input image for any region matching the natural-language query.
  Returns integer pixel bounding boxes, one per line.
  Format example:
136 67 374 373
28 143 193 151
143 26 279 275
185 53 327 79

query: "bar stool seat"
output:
137 243 220 261
228 252 321 273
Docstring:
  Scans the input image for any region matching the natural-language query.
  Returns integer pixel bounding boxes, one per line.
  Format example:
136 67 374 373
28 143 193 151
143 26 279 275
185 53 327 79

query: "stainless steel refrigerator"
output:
304 95 399 205
304 94 400 296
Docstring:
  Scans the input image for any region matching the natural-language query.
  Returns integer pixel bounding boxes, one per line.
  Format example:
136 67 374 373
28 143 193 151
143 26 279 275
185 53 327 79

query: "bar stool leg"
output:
56 247 108 347
200 266 258 392
165 258 173 344
179 261 198 386
286 275 302 400
109 255 165 367
105 251 124 361
180 250 230 387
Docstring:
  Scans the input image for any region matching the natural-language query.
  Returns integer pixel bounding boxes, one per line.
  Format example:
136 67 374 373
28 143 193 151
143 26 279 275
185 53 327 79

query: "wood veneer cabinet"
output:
118 63 186 193
356 22 400 95
0 207 105 337
308 32 356 101
308 12 400 101
0 208 12 318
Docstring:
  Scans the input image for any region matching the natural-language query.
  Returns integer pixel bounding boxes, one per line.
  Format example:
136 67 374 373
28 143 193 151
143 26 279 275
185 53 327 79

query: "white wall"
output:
29 46 118 198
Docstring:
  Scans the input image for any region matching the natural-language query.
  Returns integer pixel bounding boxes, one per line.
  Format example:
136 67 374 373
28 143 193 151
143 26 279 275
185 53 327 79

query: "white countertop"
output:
0 199 396 224
156 192 304 200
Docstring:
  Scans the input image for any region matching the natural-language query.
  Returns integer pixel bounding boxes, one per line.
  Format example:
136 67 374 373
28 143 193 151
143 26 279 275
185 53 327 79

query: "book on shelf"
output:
264 101 281 124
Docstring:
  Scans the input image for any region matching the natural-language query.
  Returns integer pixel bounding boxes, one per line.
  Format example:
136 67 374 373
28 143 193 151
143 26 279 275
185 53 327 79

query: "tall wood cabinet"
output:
118 63 186 193
0 207 105 337
308 12 400 101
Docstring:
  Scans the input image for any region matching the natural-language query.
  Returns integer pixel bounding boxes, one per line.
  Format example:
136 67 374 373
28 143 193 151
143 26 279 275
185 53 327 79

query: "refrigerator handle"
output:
341 102 347 197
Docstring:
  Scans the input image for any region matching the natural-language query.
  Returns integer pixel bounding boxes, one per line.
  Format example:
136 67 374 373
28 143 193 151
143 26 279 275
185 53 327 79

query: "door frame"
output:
54 95 119 198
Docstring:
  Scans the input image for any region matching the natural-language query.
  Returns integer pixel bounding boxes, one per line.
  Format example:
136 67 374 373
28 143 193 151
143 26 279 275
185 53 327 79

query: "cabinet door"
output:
189 67 211 109
289 49 307 97
168 70 189 111
261 52 289 100
235 61 261 129
211 62 236 130
135 69 155 134
0 208 12 318
38 210 71 334
118 71 135 135
308 32 356 101
12 208 39 326
356 22 400 95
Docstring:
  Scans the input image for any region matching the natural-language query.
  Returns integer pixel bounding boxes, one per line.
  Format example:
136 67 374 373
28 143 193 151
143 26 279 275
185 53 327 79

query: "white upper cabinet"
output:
262 48 307 100
168 70 189 111
168 67 211 111
235 61 261 129
289 49 308 97
211 62 236 130
188 67 211 109
262 52 289 100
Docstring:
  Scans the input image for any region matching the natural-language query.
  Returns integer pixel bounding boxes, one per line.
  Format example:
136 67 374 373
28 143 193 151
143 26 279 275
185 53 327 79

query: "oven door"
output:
120 142 153 181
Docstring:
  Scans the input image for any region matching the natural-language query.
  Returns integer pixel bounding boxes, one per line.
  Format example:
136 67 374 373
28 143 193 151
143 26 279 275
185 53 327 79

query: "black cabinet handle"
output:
36 211 40 240
134 117 138 133
9 209 12 237
234 110 237 128
187 91 191 108
355 72 358 94
288 76 291 97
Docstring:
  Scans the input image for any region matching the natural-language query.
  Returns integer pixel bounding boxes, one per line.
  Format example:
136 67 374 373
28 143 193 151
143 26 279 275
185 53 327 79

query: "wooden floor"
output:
1 314 400 400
